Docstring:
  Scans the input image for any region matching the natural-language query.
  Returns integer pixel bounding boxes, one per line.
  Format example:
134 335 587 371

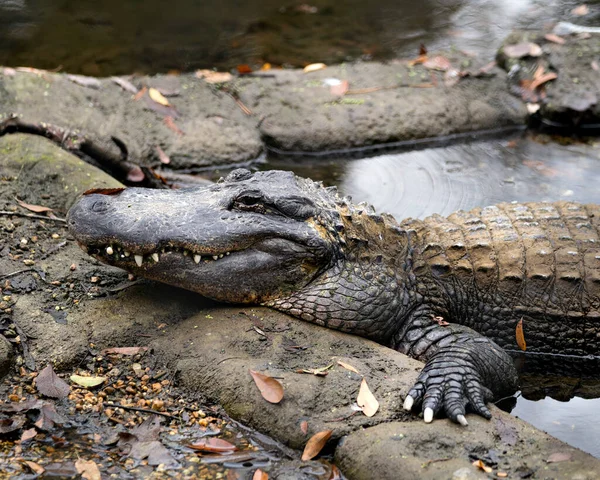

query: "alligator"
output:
67 169 600 425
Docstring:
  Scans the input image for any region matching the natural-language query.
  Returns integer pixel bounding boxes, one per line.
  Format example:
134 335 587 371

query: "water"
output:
0 0 597 75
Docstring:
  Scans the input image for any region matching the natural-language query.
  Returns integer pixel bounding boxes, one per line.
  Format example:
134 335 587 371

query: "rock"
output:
0 133 122 214
0 335 14 379
497 30 600 128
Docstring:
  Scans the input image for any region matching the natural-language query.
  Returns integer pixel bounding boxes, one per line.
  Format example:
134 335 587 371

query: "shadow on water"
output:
264 132 600 458
0 0 596 75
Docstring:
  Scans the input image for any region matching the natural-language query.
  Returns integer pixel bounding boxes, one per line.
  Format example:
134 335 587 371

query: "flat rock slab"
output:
236 60 526 152
1 71 263 169
498 30 600 126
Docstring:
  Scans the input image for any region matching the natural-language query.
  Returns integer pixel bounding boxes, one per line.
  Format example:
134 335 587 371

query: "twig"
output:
0 211 66 223
422 457 453 468
0 268 35 280
104 402 174 419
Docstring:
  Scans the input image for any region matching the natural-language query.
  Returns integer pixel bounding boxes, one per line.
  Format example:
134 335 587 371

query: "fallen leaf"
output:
102 346 148 355
20 428 37 442
67 74 102 89
547 452 572 463
301 430 332 461
83 188 125 196
472 459 492 473
155 145 171 164
572 4 589 16
0 416 26 434
164 116 185 135
329 465 343 480
249 370 284 404
530 72 557 90
23 461 45 475
357 378 379 417
337 361 359 374
75 459 101 480
17 199 53 213
300 420 309 435
260 63 272 71
189 438 237 453
34 403 66 430
133 86 148 101
252 469 268 480
544 33 566 45
35 365 70 399
330 80 349 96
15 66 48 75
423 55 452 71
303 63 326 73
237 64 253 74
70 375 107 388
503 42 542 58
195 70 233 83
149 87 170 106
296 364 333 376
419 44 428 56
111 76 138 93
408 54 428 66
516 318 526 351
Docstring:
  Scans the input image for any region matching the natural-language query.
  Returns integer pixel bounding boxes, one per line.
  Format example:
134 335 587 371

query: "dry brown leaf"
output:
357 378 379 417
249 370 284 404
260 63 272 71
102 346 148 355
133 86 147 101
330 80 349 96
572 4 589 16
252 469 268 480
155 145 171 164
195 70 233 83
547 452 572 463
23 461 45 475
237 64 253 74
423 55 452 71
516 318 527 351
544 33 566 45
83 188 125 196
75 459 101 480
164 116 185 135
149 87 170 106
530 72 557 91
337 361 359 374
17 199 53 213
35 364 70 399
303 63 326 73
472 460 492 473
301 430 333 461
189 438 237 453
300 420 309 435
20 428 37 442
419 44 428 56
503 42 542 59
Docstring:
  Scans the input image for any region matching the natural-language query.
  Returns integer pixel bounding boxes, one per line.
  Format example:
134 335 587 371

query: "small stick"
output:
0 211 66 223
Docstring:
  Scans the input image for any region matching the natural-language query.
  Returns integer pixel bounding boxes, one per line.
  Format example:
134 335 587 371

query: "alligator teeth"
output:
124 251 131 257
106 246 114 255
219 254 224 259
135 255 143 267
152 253 159 262
212 255 218 261
226 252 230 255
183 250 189 256
194 255 201 264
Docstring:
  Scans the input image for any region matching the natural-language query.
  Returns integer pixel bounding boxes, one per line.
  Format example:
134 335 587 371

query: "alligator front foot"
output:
403 355 495 426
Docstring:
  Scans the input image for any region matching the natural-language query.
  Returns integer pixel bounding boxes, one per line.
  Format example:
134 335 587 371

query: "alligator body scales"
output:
67 169 600 425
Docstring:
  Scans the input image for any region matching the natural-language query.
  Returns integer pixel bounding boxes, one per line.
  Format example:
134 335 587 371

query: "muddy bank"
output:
3 135 600 478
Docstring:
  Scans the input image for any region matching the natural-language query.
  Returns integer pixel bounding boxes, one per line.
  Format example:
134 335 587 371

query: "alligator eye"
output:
91 199 110 213
232 194 267 213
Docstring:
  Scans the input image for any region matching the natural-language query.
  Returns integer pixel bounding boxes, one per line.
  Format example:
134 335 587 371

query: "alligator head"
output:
68 169 409 339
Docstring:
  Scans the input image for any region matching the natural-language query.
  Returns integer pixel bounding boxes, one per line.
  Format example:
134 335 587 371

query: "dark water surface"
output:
264 132 600 458
0 0 596 75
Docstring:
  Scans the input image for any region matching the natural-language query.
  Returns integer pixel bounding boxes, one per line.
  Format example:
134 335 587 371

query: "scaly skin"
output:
67 169 600 425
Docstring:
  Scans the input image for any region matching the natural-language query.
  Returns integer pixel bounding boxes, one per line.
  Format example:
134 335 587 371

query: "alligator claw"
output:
404 356 494 425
